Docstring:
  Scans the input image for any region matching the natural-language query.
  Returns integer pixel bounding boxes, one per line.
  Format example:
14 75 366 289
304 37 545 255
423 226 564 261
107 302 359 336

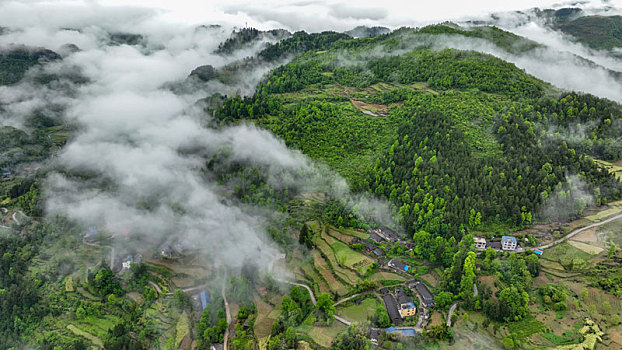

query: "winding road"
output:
12 211 26 225
276 279 357 326
276 279 317 306
537 212 622 250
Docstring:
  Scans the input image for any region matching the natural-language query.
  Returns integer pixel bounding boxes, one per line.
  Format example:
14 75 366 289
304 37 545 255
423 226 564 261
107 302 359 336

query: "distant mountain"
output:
214 27 290 55
344 26 390 38
557 15 622 51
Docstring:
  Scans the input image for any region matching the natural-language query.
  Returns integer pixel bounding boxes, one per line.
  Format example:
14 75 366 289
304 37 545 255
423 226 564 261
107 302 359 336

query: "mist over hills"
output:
0 1 622 349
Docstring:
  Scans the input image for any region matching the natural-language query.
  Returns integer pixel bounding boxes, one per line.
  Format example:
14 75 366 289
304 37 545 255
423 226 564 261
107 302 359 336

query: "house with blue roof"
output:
388 259 409 273
501 236 517 251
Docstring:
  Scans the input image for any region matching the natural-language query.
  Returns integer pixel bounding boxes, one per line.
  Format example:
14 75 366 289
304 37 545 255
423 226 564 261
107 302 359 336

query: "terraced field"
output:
312 250 349 295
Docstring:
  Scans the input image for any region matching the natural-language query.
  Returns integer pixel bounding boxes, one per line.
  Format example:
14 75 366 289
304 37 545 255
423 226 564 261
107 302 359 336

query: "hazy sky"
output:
1 0 615 32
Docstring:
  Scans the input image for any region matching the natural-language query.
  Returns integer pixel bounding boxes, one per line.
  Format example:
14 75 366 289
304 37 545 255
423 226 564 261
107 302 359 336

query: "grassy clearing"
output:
339 227 369 239
539 259 565 271
67 324 104 348
331 240 372 267
585 288 622 316
567 240 603 255
305 323 346 348
369 271 406 282
541 242 593 264
420 271 441 287
74 315 119 338
254 294 277 338
585 206 622 222
598 217 622 246
337 298 380 323
175 312 190 346
541 331 580 346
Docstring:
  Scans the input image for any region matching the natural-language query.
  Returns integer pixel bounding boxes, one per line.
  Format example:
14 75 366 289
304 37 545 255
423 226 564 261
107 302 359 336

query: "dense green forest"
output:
557 15 622 51
0 46 61 85
215 24 622 241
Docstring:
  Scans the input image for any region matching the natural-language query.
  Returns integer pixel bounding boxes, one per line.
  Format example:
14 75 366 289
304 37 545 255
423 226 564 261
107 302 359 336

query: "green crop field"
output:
507 316 548 339
337 298 381 323
331 241 372 267
542 242 593 265
66 324 104 348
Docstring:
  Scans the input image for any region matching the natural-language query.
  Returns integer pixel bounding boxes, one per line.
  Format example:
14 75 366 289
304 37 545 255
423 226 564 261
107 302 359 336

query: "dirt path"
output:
447 303 458 327
334 315 352 326
334 293 361 306
538 213 622 249
222 271 231 350
277 279 355 326
148 281 162 294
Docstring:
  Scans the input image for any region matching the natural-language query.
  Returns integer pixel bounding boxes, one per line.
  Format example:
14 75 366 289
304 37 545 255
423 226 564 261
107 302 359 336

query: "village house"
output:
369 227 401 243
368 231 385 244
121 254 142 270
381 293 403 326
122 255 133 270
395 288 416 318
351 237 385 257
474 237 487 250
369 328 381 346
388 259 410 273
501 236 517 251
408 280 435 308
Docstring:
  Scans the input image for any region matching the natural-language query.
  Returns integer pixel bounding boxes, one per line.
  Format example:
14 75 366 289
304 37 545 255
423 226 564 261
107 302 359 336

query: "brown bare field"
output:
569 227 602 246
420 271 441 287
253 294 276 338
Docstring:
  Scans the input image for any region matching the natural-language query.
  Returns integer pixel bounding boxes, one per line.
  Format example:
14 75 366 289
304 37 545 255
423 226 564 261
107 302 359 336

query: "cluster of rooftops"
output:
474 235 523 252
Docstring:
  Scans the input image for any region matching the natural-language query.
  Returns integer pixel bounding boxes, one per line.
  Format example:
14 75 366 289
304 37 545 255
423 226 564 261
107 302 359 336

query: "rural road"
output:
538 212 622 250
414 292 428 329
447 303 458 327
11 210 27 226
222 271 231 350
276 279 317 306
334 293 361 306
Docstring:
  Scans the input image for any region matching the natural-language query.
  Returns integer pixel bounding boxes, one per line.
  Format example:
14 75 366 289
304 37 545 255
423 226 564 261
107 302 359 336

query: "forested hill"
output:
215 23 622 240
0 46 61 85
